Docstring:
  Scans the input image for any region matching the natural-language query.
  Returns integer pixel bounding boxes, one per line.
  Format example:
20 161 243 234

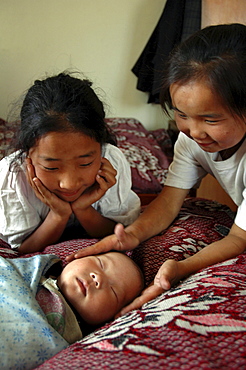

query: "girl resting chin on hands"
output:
0 73 140 253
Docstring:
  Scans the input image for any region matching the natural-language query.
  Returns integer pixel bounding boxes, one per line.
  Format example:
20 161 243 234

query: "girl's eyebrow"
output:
171 105 183 112
38 151 97 161
172 106 224 118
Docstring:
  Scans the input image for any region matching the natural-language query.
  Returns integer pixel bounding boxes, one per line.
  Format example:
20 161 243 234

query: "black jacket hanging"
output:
132 0 201 104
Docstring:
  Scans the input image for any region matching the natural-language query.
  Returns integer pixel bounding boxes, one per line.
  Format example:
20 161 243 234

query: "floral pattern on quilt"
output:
106 117 172 193
1 198 245 369
36 254 246 370
0 255 68 370
0 118 20 160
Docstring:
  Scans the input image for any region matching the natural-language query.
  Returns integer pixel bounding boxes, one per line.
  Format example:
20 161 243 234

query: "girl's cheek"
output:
175 120 186 133
36 171 55 189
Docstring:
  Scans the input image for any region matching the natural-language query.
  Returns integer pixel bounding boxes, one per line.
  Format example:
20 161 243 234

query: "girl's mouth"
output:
59 190 80 197
195 141 215 148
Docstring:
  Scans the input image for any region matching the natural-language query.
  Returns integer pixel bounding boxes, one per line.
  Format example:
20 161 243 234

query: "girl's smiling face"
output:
57 252 143 325
170 80 246 153
28 131 102 202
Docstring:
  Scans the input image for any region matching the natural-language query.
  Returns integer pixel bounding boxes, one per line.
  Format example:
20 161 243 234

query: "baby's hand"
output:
71 158 117 210
25 158 72 218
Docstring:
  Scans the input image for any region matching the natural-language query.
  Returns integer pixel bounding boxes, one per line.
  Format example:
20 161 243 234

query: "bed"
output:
0 117 246 369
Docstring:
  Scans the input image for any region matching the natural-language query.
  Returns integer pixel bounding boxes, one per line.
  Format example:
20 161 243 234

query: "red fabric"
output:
106 117 172 193
1 198 245 369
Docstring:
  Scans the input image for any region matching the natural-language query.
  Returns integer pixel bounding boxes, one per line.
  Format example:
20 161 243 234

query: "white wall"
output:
0 0 169 130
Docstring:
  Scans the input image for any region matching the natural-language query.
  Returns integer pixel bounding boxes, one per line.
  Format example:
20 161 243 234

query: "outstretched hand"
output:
115 283 165 318
66 223 140 262
115 259 183 318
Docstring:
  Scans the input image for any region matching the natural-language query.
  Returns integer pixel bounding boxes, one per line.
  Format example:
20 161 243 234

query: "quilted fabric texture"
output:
106 117 172 193
1 198 245 369
0 118 20 160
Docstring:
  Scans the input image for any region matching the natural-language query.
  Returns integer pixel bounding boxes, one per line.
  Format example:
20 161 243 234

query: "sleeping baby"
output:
0 251 143 368
37 251 144 342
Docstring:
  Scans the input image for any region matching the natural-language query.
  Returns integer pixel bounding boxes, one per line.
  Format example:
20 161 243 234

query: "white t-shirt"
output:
0 143 140 249
165 132 246 231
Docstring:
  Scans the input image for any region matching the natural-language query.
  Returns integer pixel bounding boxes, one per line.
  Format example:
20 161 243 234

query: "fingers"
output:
115 284 164 318
154 259 180 290
96 158 117 189
115 296 146 318
65 233 119 262
25 158 36 186
25 158 47 198
116 261 180 319
114 223 139 250
100 157 117 177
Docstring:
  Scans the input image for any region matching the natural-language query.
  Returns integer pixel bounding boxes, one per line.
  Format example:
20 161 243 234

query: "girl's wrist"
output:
49 208 72 224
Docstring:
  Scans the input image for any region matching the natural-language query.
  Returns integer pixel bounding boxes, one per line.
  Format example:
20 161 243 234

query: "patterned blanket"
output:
0 198 245 369
0 255 68 369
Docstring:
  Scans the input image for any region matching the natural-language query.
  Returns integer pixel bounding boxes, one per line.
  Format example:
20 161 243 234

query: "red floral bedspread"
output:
1 198 245 369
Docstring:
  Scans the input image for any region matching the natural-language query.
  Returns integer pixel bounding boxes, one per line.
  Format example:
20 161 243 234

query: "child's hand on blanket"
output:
66 223 139 262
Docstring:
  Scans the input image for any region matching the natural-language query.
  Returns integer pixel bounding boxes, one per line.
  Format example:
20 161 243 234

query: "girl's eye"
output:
43 166 58 171
172 107 187 119
177 113 187 119
80 161 93 167
205 119 220 124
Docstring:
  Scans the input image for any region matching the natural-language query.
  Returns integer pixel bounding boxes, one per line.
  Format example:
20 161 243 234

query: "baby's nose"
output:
90 272 102 288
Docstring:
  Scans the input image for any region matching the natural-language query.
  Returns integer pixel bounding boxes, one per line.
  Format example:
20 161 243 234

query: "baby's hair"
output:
161 23 246 120
15 72 116 156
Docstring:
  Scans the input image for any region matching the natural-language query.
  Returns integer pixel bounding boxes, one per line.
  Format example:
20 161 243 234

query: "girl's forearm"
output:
125 186 189 244
18 211 70 253
178 225 246 280
73 205 116 237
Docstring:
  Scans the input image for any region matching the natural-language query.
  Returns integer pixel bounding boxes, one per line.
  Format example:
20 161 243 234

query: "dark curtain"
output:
132 0 201 104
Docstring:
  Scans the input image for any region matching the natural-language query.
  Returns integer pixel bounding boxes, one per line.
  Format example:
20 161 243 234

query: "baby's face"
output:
57 252 143 325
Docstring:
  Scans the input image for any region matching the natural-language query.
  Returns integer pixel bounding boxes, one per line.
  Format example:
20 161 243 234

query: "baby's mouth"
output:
77 278 87 296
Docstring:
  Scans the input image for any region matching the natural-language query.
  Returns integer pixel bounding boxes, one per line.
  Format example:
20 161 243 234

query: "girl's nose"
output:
90 272 102 288
59 172 82 190
189 121 207 140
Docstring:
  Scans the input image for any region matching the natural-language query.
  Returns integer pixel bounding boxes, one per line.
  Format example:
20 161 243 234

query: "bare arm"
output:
72 204 117 237
117 222 246 317
66 186 189 261
124 186 189 243
161 222 246 288
18 209 70 253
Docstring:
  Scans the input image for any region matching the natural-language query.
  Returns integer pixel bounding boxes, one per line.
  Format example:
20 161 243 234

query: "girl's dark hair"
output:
160 23 246 119
17 72 116 154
